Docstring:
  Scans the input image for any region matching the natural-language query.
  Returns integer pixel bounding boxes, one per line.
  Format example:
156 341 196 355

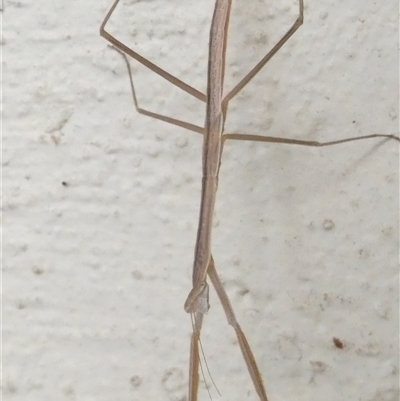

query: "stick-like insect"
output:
100 1 399 399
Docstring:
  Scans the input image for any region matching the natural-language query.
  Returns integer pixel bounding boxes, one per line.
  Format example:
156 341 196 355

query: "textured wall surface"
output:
4 1 399 400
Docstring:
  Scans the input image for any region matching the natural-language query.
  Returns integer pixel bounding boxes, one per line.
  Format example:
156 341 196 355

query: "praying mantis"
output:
100 1 399 400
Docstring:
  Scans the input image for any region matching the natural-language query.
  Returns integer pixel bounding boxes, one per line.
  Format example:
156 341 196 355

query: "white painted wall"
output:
4 1 399 400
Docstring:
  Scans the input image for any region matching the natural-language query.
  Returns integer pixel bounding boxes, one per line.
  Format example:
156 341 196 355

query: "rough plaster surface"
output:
4 1 399 400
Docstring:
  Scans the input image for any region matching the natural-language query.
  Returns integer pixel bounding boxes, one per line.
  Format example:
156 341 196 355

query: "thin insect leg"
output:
102 0 304 140
207 256 269 401
221 0 304 112
111 46 204 134
109 46 400 146
101 0 304 134
100 0 206 103
189 309 222 401
188 312 204 401
222 132 400 147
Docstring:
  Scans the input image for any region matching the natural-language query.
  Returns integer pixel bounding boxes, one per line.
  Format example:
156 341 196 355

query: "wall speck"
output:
132 270 144 280
45 108 74 144
389 108 397 120
130 375 143 388
161 367 186 395
61 383 75 396
333 337 345 349
309 360 328 384
32 265 44 275
4 380 17 394
17 301 27 310
175 136 188 149
322 219 335 231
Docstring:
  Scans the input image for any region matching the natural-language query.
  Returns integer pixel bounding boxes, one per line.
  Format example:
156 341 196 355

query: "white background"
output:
4 1 399 400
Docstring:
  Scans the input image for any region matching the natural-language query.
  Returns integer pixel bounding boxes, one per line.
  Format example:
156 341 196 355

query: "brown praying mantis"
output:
100 1 399 400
